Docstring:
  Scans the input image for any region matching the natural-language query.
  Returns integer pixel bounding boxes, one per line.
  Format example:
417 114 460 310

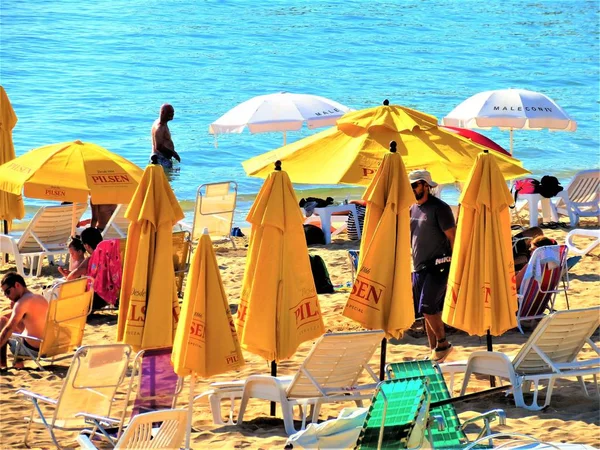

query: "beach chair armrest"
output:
11 333 42 343
77 434 99 450
460 408 507 430
75 412 120 426
17 389 57 405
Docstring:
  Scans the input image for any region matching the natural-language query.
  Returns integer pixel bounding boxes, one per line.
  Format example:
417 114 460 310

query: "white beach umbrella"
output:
208 92 351 145
442 88 577 154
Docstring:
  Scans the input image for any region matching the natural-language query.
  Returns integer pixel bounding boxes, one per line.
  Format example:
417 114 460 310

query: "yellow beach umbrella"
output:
172 229 245 448
243 101 530 186
442 151 518 338
0 86 25 230
117 164 184 351
342 142 414 379
0 139 143 233
236 161 325 363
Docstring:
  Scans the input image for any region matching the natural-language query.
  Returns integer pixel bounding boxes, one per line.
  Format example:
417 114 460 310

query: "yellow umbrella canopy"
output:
0 140 143 204
0 86 25 228
236 162 325 362
243 101 531 186
117 164 184 351
442 151 518 336
343 143 415 339
172 230 245 378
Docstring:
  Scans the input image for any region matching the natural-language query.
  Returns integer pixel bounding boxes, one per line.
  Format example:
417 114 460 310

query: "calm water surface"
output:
1 0 598 225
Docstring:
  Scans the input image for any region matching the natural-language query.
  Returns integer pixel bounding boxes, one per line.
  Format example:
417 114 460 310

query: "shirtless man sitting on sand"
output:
151 103 181 169
0 272 49 368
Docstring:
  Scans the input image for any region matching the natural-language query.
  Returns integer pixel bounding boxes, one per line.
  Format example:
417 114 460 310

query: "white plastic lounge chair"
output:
9 277 93 369
565 228 600 256
101 204 130 239
236 330 384 435
77 409 188 450
189 181 238 248
554 169 600 226
0 203 87 277
460 307 600 411
17 344 132 448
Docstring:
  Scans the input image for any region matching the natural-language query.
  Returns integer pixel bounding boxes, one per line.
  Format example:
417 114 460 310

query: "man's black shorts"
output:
412 265 450 315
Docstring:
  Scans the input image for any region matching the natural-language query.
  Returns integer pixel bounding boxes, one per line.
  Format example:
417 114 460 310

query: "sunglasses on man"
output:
411 180 425 189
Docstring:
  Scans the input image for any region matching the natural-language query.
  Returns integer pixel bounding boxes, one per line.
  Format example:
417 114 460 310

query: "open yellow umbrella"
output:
117 163 184 351
0 86 25 231
342 142 414 379
172 229 245 448
243 100 530 186
0 140 143 233
236 161 325 414
442 151 518 339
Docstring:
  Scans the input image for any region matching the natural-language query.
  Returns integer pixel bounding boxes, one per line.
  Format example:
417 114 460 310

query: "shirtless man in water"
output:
0 272 49 368
151 103 181 169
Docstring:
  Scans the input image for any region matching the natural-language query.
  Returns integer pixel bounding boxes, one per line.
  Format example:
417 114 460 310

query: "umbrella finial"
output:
383 99 390 106
74 140 84 145
274 160 282 171
150 154 159 165
483 149 489 153
389 141 397 153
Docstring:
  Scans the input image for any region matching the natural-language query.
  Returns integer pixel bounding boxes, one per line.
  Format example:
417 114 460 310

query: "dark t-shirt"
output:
410 196 456 271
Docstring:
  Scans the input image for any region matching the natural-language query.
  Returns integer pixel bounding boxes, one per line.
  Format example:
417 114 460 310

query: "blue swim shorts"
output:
412 266 450 316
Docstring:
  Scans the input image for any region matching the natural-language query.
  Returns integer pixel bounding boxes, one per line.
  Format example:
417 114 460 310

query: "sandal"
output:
431 343 453 363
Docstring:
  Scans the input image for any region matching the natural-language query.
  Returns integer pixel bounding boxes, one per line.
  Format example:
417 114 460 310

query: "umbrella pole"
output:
270 361 277 416
509 128 514 155
283 131 287 146
379 338 387 381
71 203 77 237
3 220 8 262
185 374 196 450
486 330 496 387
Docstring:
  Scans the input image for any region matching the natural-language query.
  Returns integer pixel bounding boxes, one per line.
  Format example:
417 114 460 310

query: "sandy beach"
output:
0 217 599 449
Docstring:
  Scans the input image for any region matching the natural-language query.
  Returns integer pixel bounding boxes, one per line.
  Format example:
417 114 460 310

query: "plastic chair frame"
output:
191 181 238 249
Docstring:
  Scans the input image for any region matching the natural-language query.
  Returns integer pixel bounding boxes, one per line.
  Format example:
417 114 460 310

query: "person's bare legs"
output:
0 316 8 368
423 312 452 361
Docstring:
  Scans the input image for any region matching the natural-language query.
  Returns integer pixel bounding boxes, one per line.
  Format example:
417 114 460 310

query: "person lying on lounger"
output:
515 236 558 291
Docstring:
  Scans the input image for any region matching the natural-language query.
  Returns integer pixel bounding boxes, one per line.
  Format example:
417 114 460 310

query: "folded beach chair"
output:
9 277 93 369
348 249 360 282
386 360 506 449
189 181 238 248
565 228 600 256
17 344 132 448
517 244 569 333
79 347 183 445
461 307 600 411
355 377 432 450
101 204 130 239
77 409 187 450
172 230 191 296
236 330 384 435
553 169 600 226
0 203 87 277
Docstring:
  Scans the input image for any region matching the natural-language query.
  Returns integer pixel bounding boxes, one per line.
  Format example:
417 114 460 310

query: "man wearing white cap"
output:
409 170 456 362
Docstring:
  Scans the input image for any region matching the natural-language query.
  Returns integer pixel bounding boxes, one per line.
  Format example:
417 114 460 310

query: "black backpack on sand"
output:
309 254 334 294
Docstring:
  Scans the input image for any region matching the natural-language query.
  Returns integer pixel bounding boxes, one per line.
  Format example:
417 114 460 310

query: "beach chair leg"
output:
309 401 322 424
281 401 298 435
576 376 590 397
23 407 35 447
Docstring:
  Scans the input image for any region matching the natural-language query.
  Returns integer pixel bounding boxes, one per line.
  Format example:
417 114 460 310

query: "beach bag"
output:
348 204 366 241
512 178 540 204
537 175 563 198
303 224 326 246
309 254 334 294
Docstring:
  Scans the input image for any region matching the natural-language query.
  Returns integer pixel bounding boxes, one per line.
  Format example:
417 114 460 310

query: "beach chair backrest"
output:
566 169 600 205
172 230 191 296
18 203 87 253
39 278 93 357
191 181 237 243
286 330 383 399
387 360 467 448
115 409 187 450
102 204 130 240
355 378 430 450
52 344 132 427
513 307 600 375
518 245 567 321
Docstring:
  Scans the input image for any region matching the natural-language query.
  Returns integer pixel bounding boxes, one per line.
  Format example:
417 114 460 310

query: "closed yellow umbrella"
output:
172 230 245 449
243 101 530 186
236 161 325 362
342 142 414 379
442 151 518 337
0 86 25 230
117 164 184 351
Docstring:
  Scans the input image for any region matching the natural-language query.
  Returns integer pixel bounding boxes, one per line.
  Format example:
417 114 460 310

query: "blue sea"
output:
1 0 599 226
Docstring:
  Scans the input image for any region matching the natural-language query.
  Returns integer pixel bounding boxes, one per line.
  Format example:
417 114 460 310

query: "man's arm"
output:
0 303 26 348
444 227 456 250
66 258 89 281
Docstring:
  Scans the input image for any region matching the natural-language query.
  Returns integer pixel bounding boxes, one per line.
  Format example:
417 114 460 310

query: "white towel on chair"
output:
523 246 561 285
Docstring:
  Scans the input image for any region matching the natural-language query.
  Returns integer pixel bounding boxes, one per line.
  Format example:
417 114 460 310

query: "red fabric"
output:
87 239 122 305
441 126 510 156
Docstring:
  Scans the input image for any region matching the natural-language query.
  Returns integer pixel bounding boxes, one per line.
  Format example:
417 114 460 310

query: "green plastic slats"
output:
355 378 426 450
